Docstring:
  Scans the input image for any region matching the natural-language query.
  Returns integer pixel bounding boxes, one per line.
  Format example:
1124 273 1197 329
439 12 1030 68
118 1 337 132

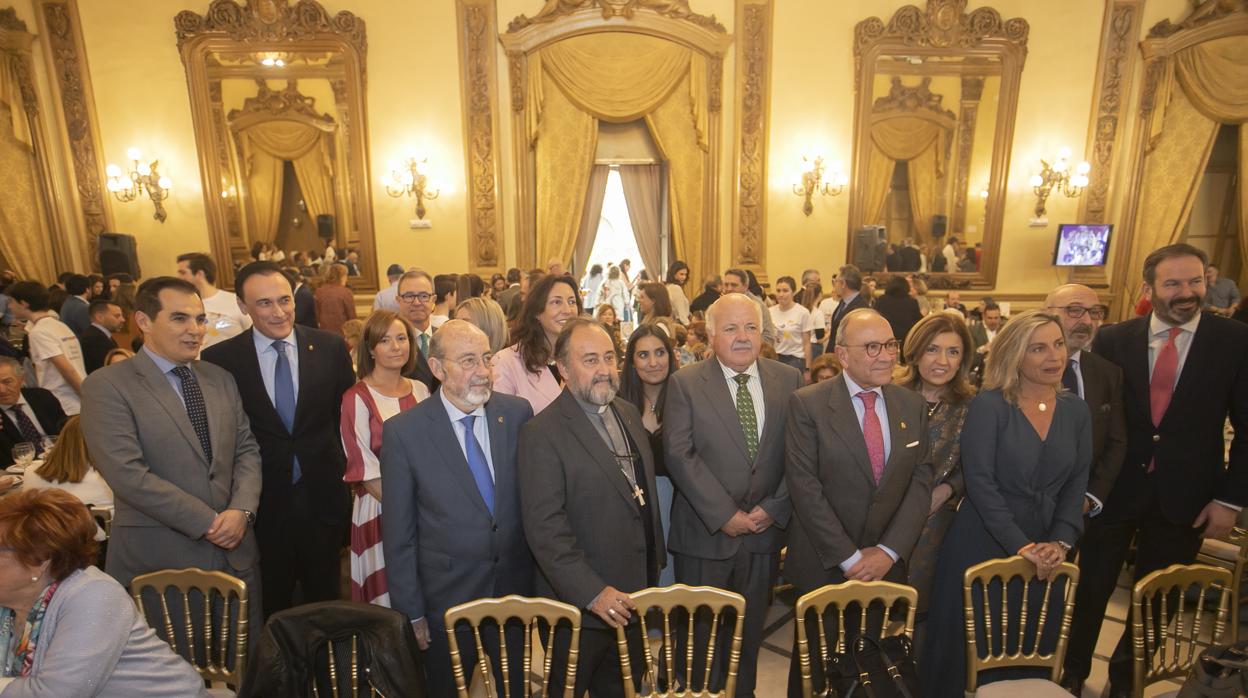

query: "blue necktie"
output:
1062 358 1080 397
272 340 300 483
460 415 494 516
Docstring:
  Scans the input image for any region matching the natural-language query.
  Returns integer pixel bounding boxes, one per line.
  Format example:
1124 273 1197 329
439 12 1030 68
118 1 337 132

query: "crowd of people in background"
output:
0 240 1245 697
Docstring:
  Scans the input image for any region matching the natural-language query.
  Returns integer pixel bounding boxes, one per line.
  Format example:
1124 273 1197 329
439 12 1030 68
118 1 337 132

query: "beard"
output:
450 379 492 409
1153 293 1202 325
573 373 619 406
1066 321 1094 351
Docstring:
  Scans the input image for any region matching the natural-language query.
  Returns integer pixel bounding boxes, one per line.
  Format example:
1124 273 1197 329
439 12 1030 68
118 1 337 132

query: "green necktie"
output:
419 332 429 357
734 373 758 461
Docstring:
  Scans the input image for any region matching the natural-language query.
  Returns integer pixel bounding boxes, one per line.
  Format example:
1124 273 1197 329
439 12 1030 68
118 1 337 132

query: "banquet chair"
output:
444 595 582 698
1195 526 1248 643
615 584 746 698
962 556 1079 696
1130 563 1232 698
794 580 917 698
130 567 248 696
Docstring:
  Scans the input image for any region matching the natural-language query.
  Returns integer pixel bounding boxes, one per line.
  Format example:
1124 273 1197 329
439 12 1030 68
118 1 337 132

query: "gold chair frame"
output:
794 580 918 698
130 567 248 692
444 594 582 698
615 584 747 698
310 633 383 698
961 556 1079 693
1130 563 1232 698
1195 526 1248 643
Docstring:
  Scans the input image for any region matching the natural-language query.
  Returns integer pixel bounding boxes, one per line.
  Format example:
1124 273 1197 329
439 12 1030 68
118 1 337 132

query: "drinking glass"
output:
39 435 57 454
11 442 35 468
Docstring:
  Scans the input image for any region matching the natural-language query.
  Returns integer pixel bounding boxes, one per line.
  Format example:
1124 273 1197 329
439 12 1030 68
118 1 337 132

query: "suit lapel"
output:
558 393 638 509
293 328 315 430
1079 351 1106 405
485 399 514 513
132 352 210 467
878 385 913 488
1164 316 1215 425
696 361 751 462
756 360 785 455
426 393 492 518
827 376 876 484
1124 318 1152 399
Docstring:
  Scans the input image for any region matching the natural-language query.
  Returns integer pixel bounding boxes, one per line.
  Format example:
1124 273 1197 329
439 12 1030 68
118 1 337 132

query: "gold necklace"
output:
1022 391 1056 412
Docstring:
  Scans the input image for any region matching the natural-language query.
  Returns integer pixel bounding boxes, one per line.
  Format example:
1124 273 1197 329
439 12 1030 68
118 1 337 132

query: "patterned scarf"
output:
1 581 59 677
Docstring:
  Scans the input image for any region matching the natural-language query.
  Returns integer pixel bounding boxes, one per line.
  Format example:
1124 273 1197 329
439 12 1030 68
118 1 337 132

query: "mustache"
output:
731 341 753 350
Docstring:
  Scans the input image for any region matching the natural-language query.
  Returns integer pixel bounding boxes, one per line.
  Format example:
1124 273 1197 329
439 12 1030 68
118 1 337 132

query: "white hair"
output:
706 293 762 334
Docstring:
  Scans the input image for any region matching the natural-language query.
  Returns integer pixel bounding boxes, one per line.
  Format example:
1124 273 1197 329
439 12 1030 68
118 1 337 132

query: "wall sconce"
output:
793 155 847 216
1028 147 1089 217
106 148 172 223
383 156 439 220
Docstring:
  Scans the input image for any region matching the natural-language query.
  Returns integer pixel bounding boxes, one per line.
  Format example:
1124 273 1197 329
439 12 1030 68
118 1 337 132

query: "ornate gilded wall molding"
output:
456 0 502 273
732 0 771 270
174 0 367 67
508 0 725 33
950 75 982 234
1148 0 1246 37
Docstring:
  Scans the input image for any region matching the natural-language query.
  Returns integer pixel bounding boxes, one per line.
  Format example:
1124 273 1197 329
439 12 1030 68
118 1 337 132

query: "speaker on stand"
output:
98 232 141 277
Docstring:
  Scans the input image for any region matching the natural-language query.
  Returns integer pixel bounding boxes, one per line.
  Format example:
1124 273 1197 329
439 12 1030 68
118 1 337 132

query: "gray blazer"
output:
80 349 262 588
0 566 209 697
663 357 803 559
519 390 665 627
783 375 933 592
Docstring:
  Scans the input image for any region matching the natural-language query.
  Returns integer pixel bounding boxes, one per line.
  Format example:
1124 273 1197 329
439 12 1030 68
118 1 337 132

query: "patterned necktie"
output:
171 366 213 464
7 406 44 453
733 373 758 462
1062 358 1081 397
1149 327 1182 427
858 391 886 484
272 340 301 483
459 415 495 515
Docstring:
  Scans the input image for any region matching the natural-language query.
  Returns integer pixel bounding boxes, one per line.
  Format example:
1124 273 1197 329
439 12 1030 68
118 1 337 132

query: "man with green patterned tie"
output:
665 293 803 697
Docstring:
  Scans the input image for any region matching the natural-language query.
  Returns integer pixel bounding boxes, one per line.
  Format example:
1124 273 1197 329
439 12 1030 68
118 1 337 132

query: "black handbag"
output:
823 634 920 698
1178 643 1248 698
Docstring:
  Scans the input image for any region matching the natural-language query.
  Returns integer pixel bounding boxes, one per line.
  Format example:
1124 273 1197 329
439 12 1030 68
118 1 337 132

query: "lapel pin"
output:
900 421 907 430
497 416 504 423
308 345 314 351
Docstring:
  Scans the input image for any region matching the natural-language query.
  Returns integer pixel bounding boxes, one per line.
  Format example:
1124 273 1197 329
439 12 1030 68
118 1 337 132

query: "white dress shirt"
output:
838 372 898 571
718 359 764 440
440 390 495 482
253 330 300 405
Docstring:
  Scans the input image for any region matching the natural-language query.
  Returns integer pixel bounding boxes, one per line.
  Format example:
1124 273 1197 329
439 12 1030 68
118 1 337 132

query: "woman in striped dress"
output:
340 310 430 606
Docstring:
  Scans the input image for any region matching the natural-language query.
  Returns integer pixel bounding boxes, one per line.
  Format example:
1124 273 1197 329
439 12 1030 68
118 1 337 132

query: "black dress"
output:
918 389 1091 696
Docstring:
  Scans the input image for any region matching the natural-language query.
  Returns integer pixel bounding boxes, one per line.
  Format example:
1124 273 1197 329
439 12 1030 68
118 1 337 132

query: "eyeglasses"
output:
451 354 493 371
398 292 433 304
840 340 900 357
1048 305 1106 321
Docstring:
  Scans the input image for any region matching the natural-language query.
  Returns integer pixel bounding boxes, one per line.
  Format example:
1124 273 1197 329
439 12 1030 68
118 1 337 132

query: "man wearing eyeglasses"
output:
784 308 931 694
396 270 440 392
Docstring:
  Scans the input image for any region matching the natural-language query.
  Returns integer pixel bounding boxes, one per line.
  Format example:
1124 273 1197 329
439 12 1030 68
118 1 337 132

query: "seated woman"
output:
0 489 208 696
21 416 113 510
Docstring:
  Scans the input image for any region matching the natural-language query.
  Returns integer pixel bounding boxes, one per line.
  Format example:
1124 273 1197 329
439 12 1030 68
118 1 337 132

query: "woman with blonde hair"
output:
920 310 1091 694
22 416 113 509
102 347 134 366
454 296 509 354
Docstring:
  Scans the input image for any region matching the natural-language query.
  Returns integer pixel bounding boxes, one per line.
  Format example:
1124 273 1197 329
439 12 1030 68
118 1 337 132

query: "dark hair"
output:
639 282 673 321
433 274 458 304
619 324 676 421
553 316 609 365
234 261 289 300
56 272 74 285
354 310 418 379
745 269 764 297
88 299 119 317
250 241 264 260
589 264 604 277
895 312 977 403
884 275 910 297
176 252 217 284
135 276 200 320
724 268 748 288
982 302 1001 315
839 265 863 291
514 274 583 373
456 273 485 302
64 274 91 296
6 280 50 312
775 276 797 292
106 272 134 284
1143 243 1207 285
506 267 522 284
703 274 721 293
665 261 690 286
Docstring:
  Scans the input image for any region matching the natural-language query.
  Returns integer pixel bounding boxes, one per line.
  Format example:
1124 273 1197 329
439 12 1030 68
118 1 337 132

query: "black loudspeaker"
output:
98 232 141 278
316 215 335 240
852 226 884 272
931 214 948 238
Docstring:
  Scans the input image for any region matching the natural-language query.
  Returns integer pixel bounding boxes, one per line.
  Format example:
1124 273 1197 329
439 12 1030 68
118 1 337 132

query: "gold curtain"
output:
238 120 335 243
619 164 664 278
862 144 896 227
0 92 52 282
906 141 940 238
572 164 611 276
646 76 705 286
1240 126 1248 277
534 79 597 267
0 53 30 148
864 115 948 237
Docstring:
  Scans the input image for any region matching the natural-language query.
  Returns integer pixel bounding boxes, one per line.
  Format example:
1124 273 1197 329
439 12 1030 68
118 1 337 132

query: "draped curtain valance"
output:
235 119 335 244
862 113 950 237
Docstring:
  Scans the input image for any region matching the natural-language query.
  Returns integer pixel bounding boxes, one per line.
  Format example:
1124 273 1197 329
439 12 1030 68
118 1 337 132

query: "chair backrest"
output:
88 505 112 538
1131 563 1232 695
443 594 582 698
130 567 248 691
961 556 1079 692
310 633 382 698
794 580 918 698
616 584 747 698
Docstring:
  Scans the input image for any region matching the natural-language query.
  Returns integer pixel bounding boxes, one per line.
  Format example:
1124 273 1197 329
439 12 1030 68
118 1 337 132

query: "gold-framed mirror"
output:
848 0 1028 289
175 0 377 291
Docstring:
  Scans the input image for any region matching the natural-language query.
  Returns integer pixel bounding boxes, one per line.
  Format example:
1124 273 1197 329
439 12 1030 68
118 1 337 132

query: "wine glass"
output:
11 442 35 469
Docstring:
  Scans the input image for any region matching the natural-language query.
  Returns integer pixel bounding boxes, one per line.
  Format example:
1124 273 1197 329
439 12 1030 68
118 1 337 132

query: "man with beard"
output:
382 320 535 695
519 317 664 697
1061 244 1248 697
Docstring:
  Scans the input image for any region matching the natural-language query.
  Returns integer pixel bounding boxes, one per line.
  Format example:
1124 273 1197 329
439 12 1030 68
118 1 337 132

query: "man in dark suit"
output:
284 269 317 329
664 293 802 697
969 302 1003 354
59 274 92 339
899 240 921 271
81 300 123 374
382 320 535 695
520 317 664 698
202 261 356 619
0 356 66 466
1062 245 1248 697
786 308 932 693
495 267 523 319
396 270 441 393
823 264 870 354
689 274 723 316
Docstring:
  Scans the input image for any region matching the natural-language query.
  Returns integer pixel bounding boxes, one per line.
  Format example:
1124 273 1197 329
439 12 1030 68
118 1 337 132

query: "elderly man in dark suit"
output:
202 261 355 619
664 292 802 697
520 317 664 698
0 356 66 466
785 308 932 694
382 320 534 695
1063 245 1248 697
80 276 263 632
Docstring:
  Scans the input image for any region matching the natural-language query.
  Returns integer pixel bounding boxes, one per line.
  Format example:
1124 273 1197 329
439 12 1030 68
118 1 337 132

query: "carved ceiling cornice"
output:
0 7 29 33
872 76 957 122
507 0 725 34
1148 0 1247 38
174 0 366 61
854 0 1029 56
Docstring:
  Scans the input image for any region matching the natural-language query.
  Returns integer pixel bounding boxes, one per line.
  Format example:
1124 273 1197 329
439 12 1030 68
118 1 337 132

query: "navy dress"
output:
918 389 1091 696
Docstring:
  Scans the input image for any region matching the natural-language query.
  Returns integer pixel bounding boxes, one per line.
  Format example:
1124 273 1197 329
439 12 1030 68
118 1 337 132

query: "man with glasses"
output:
784 308 931 694
396 270 440 392
382 320 535 695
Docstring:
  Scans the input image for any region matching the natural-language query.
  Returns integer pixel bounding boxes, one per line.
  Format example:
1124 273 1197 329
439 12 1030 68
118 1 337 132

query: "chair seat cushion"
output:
1200 538 1241 563
974 678 1068 697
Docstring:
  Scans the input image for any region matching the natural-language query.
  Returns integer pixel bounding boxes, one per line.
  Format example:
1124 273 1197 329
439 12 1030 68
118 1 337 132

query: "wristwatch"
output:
242 510 256 526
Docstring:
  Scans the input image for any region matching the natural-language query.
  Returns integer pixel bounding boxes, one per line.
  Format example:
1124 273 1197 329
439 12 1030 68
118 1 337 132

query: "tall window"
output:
586 167 646 279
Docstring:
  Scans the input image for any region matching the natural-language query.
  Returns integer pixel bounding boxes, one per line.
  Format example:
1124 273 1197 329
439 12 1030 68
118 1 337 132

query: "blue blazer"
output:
381 389 535 626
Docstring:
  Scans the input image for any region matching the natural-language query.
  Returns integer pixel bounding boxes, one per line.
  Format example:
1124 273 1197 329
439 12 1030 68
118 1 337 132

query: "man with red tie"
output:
1063 244 1248 697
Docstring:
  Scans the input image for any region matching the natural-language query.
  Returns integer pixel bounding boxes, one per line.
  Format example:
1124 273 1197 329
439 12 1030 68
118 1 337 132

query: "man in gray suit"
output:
520 317 664 698
784 308 932 693
382 320 535 695
80 276 263 633
664 293 803 697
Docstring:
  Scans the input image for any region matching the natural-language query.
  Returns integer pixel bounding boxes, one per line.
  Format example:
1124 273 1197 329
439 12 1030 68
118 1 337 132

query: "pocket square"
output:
1100 404 1111 413
905 440 920 448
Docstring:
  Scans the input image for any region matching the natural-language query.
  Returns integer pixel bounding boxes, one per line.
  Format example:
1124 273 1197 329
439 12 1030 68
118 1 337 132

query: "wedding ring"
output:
608 608 617 615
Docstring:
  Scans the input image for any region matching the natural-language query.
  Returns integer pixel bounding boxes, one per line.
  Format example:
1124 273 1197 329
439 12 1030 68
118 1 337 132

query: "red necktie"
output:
858 391 886 484
1149 327 1182 426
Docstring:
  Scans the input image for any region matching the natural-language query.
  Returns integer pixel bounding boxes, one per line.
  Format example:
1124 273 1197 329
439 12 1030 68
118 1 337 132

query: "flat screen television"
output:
1053 224 1112 266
